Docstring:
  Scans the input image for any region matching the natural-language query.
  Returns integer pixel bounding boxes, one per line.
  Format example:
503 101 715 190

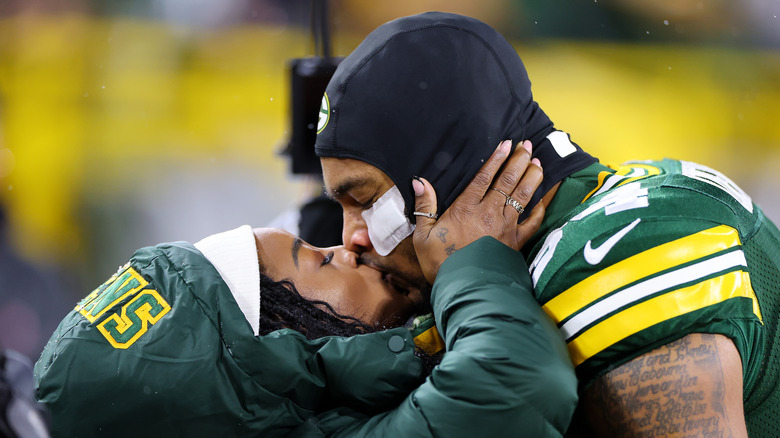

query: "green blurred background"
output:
1 0 779 361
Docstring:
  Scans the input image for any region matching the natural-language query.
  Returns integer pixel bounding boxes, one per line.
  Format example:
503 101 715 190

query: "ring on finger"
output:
506 197 524 214
413 211 439 220
491 188 510 199
491 188 525 214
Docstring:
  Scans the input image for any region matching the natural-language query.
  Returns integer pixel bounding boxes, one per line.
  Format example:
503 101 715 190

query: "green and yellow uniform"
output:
526 159 780 436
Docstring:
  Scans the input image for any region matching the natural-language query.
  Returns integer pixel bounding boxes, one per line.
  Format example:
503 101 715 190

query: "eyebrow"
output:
325 177 369 201
292 238 302 269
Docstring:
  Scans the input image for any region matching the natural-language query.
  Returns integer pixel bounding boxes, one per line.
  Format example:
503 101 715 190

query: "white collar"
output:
194 225 261 335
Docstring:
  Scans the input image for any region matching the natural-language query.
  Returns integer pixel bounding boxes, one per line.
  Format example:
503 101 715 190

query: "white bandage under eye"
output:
361 185 415 256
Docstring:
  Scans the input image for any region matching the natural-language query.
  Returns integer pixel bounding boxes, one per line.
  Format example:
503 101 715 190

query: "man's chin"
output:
409 284 433 314
361 253 426 284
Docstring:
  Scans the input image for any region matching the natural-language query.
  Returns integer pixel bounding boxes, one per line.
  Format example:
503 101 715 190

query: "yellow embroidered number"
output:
77 267 149 322
77 266 171 349
97 290 171 349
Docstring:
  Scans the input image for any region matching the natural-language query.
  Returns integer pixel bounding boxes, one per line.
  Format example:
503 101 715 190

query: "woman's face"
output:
254 228 426 328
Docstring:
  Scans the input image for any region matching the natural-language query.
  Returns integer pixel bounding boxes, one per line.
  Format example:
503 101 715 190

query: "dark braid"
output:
257 273 375 339
256 273 441 373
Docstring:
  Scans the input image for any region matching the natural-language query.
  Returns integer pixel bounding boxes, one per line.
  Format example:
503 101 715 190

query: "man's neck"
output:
540 182 561 211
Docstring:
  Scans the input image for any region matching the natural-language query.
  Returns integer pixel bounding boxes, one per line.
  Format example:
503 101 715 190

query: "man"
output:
315 12 779 437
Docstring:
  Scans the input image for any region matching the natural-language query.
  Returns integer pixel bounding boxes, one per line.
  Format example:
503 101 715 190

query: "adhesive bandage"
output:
362 185 416 256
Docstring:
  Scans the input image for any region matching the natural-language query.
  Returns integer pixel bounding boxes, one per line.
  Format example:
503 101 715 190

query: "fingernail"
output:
412 177 424 196
500 139 512 153
532 158 541 167
522 140 532 153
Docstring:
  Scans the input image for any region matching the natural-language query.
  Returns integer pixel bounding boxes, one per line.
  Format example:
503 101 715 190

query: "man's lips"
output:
360 257 415 296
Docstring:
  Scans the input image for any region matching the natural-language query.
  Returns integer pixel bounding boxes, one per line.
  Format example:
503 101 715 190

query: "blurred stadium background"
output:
1 0 779 361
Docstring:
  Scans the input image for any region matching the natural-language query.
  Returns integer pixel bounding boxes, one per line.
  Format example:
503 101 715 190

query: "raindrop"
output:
419 81 428 90
270 97 274 101
83 92 89 97
663 20 669 25
101 85 106 89
646 31 651 35
7 185 12 191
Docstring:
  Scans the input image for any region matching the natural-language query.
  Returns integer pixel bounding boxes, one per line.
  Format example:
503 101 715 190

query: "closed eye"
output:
321 251 334 266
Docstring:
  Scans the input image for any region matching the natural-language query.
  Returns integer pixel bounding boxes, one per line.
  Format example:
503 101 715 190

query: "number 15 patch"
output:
76 266 171 349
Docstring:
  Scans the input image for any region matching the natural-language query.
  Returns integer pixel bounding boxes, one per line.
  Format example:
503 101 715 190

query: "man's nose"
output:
342 213 373 254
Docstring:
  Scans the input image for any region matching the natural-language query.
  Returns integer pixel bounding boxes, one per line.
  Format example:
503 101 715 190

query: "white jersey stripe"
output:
560 249 748 340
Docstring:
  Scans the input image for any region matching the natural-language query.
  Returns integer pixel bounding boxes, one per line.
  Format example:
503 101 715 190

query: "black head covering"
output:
315 12 597 220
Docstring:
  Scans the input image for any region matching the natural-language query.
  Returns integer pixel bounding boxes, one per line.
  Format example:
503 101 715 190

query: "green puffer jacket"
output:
34 237 577 437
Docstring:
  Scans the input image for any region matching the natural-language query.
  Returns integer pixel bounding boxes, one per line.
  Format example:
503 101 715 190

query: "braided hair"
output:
256 272 440 373
257 273 375 339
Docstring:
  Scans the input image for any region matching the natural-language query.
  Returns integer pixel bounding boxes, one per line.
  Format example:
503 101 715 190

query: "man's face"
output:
321 157 429 294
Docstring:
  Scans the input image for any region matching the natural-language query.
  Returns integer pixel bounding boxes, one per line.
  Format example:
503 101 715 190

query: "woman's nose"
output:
334 247 359 269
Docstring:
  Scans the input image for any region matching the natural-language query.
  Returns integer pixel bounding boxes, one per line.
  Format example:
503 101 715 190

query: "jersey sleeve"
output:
530 160 767 390
299 237 579 438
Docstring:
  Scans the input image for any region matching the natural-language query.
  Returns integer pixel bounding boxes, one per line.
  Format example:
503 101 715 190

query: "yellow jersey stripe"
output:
568 269 759 366
543 225 741 325
560 249 748 339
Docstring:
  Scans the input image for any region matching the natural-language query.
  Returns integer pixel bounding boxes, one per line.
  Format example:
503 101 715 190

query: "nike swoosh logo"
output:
584 218 641 265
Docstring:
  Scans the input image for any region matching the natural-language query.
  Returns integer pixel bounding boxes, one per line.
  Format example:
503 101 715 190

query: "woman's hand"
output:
412 140 544 284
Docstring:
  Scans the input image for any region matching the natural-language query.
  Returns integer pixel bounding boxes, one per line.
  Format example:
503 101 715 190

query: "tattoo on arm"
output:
436 228 449 243
583 334 741 438
445 244 456 256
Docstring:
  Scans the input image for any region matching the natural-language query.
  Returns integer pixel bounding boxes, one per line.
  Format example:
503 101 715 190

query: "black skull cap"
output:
315 11 596 220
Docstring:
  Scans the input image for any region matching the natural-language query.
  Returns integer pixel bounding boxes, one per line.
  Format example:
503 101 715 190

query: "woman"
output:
33 141 577 437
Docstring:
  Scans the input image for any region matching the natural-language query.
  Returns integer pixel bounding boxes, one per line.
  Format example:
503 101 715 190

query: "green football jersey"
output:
526 159 780 436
